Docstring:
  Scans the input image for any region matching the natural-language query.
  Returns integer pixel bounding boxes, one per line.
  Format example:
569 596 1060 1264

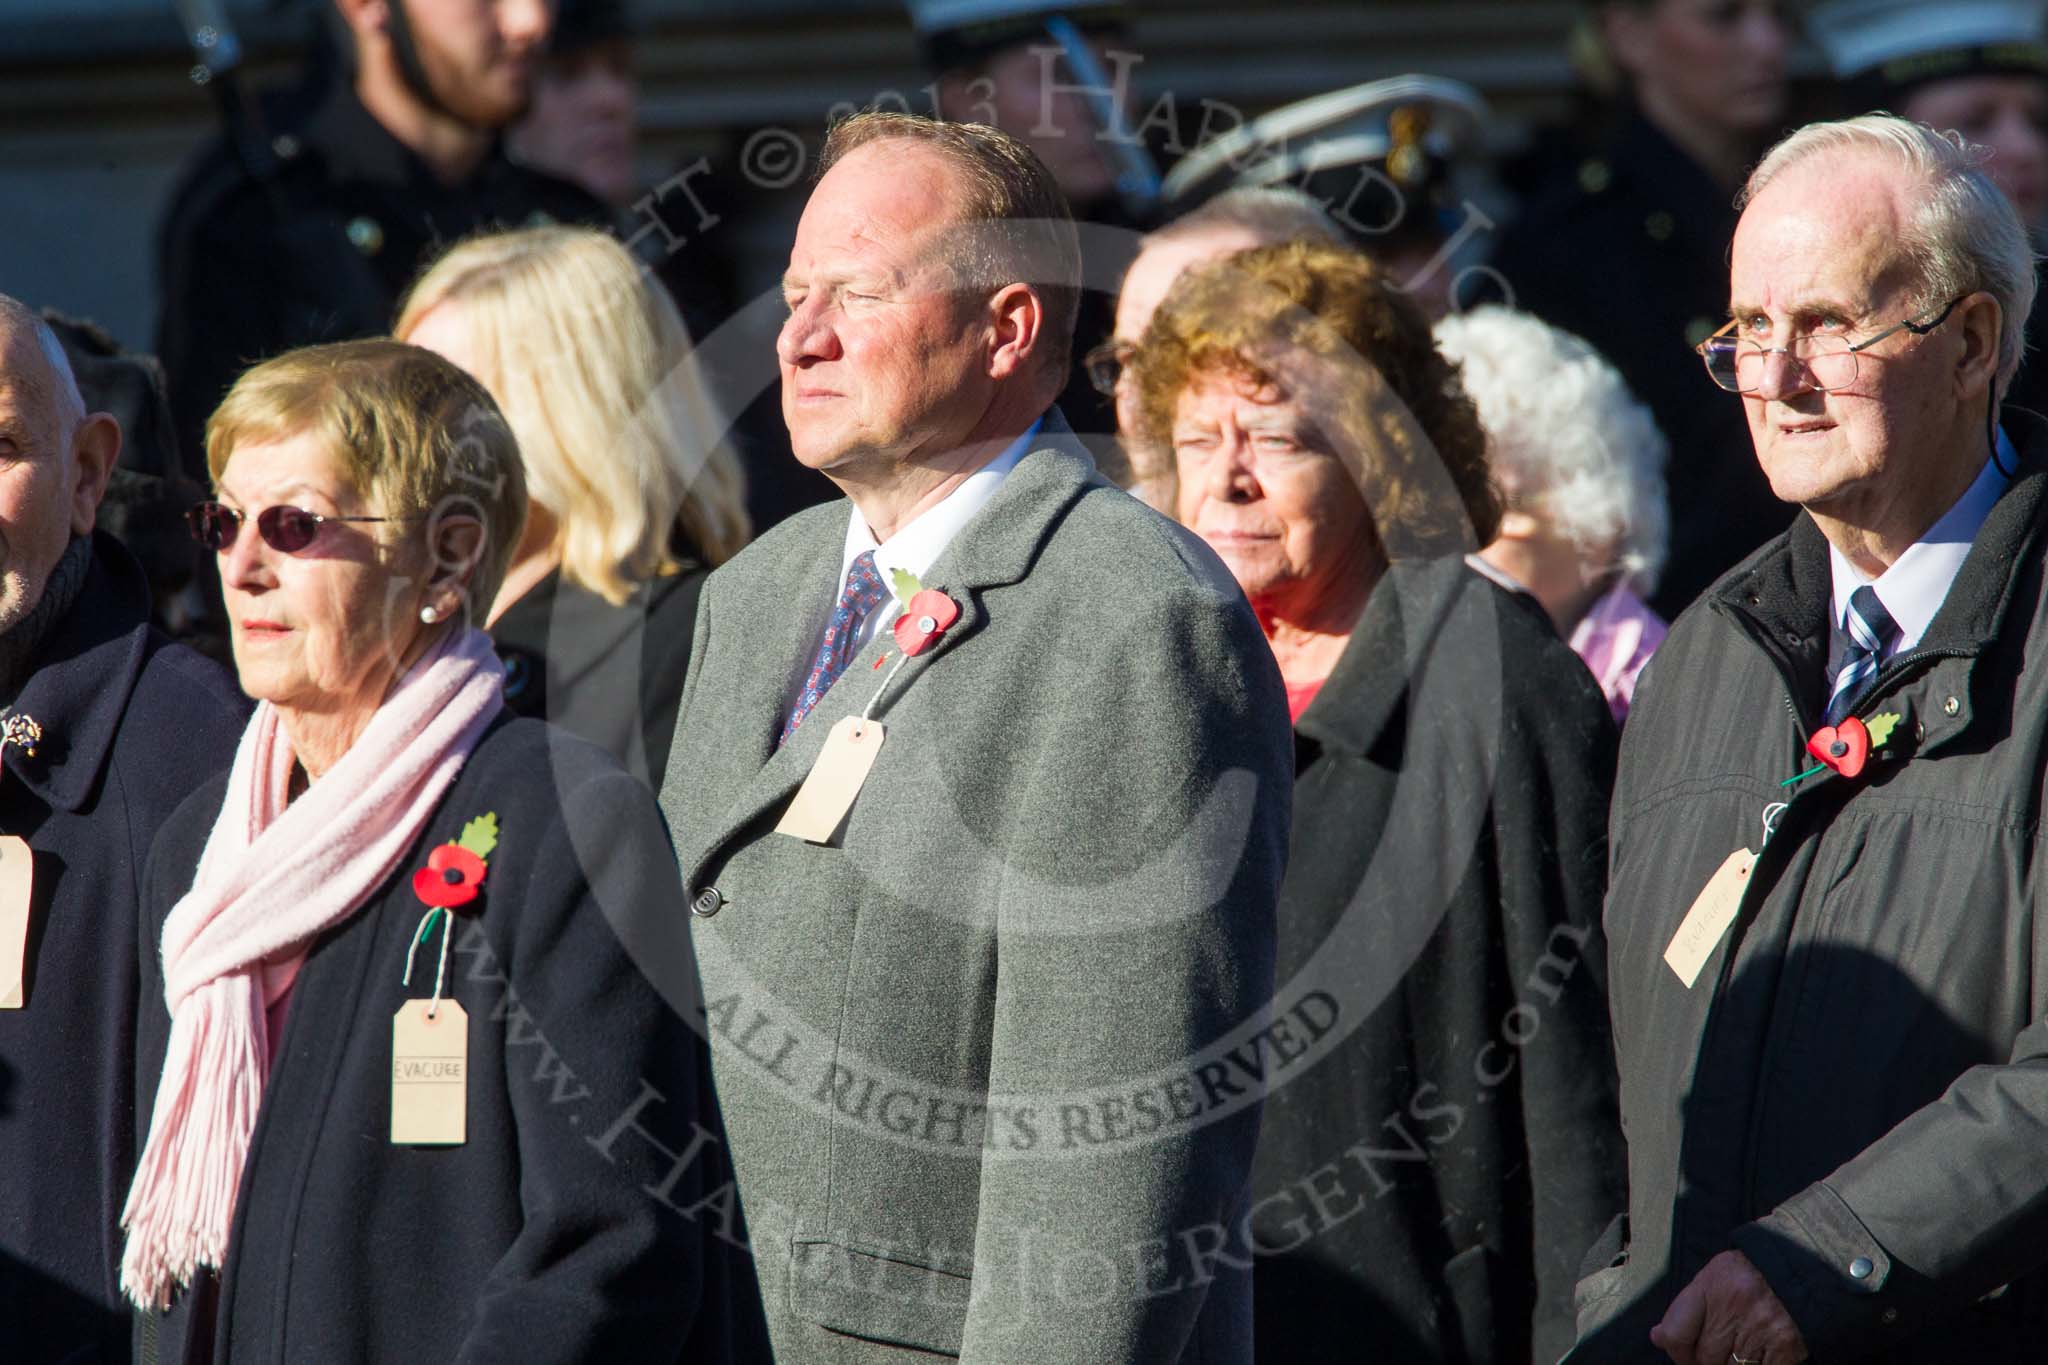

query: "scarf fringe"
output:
120 629 504 1312
120 977 266 1308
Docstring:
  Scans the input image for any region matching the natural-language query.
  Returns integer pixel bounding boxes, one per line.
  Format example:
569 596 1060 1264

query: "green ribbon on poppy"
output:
1780 711 1904 787
403 905 455 1014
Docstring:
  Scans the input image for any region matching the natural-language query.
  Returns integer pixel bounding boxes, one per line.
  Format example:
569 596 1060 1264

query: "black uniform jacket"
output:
1573 411 2048 1363
133 715 732 1365
1490 113 1793 620
0 532 248 1364
1246 556 1625 1365
489 563 707 790
154 83 608 471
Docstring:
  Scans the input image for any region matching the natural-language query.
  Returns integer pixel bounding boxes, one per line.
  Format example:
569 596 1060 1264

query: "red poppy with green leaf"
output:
412 813 499 910
1786 712 1904 785
885 570 961 659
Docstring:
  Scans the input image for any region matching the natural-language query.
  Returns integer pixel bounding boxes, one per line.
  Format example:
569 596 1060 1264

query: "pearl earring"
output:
420 605 441 624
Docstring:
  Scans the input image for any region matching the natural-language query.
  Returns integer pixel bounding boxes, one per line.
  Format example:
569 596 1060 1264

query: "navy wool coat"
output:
133 714 736 1365
0 531 248 1365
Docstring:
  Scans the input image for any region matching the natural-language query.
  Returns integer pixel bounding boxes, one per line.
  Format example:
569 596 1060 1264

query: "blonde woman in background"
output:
1437 304 1671 723
397 225 749 786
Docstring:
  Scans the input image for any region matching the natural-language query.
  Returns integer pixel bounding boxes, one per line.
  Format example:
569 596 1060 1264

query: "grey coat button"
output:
691 887 726 918
1850 1256 1874 1279
1944 696 1962 716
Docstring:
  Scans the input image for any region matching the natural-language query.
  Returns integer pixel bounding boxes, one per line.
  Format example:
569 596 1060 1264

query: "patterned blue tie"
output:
1824 585 1899 726
781 550 888 746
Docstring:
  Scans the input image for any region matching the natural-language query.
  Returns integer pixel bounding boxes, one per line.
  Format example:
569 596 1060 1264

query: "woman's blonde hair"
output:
205 338 528 612
396 225 750 604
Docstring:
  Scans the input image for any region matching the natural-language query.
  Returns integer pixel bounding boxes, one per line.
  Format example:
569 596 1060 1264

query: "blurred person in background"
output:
1810 0 2048 415
42 311 216 655
1160 76 1495 321
127 339 722 1363
1128 240 1623 1364
1099 186 1344 507
397 225 751 789
1491 0 1795 621
915 0 1154 228
506 0 733 336
510 0 638 209
156 0 610 478
912 0 1164 451
1439 305 1671 723
0 298 246 1365
504 0 803 547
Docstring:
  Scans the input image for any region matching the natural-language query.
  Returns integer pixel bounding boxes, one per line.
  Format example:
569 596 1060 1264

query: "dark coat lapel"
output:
685 410 1098 873
7 533 154 814
1708 407 2048 741
1294 555 1472 763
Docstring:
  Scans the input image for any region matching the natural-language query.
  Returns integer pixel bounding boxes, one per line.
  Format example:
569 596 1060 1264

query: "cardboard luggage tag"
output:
776 716 886 845
392 998 468 1145
0 836 31 1010
1663 848 1755 988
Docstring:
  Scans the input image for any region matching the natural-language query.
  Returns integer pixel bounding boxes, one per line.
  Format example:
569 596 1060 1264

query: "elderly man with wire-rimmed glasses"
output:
1568 114 2048 1365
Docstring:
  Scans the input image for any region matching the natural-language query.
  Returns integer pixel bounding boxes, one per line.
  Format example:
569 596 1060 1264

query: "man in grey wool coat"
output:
658 111 1293 1362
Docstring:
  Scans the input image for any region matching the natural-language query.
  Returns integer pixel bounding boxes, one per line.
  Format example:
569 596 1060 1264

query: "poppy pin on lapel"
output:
893 589 960 657
412 812 498 910
1784 712 1903 786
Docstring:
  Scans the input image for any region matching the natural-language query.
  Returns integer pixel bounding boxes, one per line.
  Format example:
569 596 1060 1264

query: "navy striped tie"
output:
1824 585 1899 726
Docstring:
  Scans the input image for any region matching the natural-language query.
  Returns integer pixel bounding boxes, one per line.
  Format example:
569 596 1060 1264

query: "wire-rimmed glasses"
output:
1084 338 1135 397
1695 296 1963 394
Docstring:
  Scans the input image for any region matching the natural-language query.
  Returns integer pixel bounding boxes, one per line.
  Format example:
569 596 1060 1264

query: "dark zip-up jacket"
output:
1572 410 2048 1362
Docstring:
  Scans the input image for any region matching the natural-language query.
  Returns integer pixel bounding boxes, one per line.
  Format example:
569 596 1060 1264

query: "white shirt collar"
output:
839 414 1044 608
1463 551 1532 598
1827 428 2012 653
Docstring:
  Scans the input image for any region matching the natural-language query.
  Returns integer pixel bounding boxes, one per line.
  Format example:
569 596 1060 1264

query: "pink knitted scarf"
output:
120 627 504 1311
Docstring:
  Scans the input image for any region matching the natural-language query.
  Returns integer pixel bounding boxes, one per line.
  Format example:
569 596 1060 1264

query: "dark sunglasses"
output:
186 501 409 554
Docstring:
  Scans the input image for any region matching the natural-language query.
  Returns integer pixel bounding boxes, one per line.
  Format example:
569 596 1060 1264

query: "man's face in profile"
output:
0 330 95 634
776 140 995 479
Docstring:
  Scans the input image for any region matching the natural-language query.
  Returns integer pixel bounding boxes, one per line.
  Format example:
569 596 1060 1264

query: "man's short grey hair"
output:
1435 305 1670 593
1146 187 1346 252
0 295 86 432
1741 115 2039 397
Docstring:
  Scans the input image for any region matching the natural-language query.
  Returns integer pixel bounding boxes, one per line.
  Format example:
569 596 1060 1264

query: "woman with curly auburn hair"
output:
1124 238 1625 1364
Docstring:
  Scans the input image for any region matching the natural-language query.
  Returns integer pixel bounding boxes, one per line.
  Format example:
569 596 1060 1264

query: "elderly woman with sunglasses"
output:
126 340 728 1364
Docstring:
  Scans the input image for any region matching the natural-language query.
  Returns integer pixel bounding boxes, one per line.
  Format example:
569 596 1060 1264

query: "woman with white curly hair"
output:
1437 304 1672 721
